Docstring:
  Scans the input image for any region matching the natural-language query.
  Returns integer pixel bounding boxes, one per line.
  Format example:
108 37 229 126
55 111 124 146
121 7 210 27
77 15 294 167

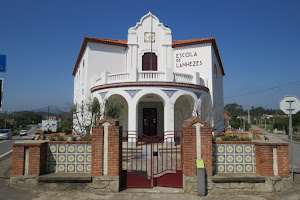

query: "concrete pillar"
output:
165 68 174 82
164 101 174 143
101 71 110 84
128 102 137 144
193 122 204 159
273 146 278 176
193 72 200 85
102 122 110 175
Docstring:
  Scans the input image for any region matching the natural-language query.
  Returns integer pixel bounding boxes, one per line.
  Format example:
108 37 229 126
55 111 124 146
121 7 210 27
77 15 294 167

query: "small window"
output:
142 53 157 71
214 64 218 78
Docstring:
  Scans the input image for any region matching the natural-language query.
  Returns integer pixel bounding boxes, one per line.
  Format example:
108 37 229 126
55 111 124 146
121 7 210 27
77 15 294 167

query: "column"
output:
128 101 137 145
164 101 174 144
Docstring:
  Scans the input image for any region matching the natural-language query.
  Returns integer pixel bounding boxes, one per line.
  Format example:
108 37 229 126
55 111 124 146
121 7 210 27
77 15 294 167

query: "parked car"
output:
19 130 27 136
0 129 12 140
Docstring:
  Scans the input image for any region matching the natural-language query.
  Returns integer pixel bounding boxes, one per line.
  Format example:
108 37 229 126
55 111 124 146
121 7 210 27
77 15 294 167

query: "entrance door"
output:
143 108 157 136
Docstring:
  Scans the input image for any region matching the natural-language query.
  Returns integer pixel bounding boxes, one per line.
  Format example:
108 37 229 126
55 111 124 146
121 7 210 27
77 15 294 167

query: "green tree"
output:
72 98 102 135
224 103 244 119
104 99 123 119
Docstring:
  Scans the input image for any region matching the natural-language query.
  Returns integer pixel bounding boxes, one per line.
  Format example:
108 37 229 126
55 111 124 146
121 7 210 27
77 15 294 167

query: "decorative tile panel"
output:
161 90 178 98
212 144 256 174
194 92 202 99
99 92 108 100
125 89 141 98
47 143 92 173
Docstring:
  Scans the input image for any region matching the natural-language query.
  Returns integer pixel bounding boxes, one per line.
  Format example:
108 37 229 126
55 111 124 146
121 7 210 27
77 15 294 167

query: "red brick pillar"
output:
107 125 122 176
255 144 274 176
277 144 290 176
181 117 213 177
91 125 104 176
255 143 290 177
91 117 121 177
200 125 213 176
11 141 47 176
181 121 197 176
12 145 25 176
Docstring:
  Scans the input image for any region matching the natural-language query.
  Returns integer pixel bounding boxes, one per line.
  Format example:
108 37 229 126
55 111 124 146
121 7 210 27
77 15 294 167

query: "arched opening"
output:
142 53 157 71
137 93 164 136
174 95 194 131
105 95 128 135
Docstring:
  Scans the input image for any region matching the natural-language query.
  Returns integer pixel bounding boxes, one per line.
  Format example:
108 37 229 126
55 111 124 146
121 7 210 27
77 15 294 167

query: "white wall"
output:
211 47 225 133
73 43 126 104
173 43 212 87
127 12 172 73
73 47 89 105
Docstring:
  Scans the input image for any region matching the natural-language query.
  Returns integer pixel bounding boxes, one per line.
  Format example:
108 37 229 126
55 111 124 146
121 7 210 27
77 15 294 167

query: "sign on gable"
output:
175 50 202 68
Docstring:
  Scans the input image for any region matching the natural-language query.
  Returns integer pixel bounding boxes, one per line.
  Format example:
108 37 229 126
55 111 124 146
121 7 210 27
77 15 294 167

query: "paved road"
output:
0 126 37 160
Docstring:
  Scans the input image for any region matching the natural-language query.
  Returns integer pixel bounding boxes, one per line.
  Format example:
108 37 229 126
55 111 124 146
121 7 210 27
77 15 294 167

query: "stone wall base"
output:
91 176 119 192
208 176 292 195
183 175 198 194
10 176 39 187
10 175 120 193
183 175 292 195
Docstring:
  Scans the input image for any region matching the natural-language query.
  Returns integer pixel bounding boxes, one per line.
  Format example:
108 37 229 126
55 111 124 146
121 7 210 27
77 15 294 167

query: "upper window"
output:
142 53 157 71
214 64 218 78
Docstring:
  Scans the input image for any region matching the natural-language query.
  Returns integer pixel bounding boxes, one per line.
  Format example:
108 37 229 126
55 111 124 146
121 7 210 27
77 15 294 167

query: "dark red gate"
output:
121 131 182 188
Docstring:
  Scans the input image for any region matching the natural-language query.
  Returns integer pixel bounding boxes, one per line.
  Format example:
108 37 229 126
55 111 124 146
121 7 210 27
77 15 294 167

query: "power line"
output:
224 80 300 99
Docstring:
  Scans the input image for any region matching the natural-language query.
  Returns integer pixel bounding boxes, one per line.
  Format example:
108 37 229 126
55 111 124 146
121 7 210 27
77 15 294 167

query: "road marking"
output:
0 140 10 144
0 150 13 159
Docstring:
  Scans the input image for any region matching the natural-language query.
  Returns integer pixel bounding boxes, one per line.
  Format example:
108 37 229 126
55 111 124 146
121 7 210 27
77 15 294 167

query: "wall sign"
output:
144 32 155 43
175 51 202 68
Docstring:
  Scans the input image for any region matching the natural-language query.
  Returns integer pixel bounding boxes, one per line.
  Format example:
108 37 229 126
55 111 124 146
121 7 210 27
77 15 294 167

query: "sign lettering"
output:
175 51 202 68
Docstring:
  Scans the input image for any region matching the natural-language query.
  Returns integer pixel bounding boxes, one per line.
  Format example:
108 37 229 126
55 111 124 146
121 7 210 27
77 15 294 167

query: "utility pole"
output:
47 105 49 120
265 119 267 129
288 100 294 182
280 96 300 182
248 110 251 124
4 110 9 129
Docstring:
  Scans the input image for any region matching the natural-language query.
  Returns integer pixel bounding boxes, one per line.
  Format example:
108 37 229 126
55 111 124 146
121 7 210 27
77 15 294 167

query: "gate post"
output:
91 117 122 192
181 116 213 194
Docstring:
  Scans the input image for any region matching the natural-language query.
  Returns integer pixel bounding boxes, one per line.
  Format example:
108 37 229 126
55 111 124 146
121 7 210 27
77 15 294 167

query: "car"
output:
0 129 12 140
19 130 27 136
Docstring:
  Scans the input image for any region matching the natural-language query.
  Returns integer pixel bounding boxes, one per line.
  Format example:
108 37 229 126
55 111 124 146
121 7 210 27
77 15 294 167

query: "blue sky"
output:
0 0 299 112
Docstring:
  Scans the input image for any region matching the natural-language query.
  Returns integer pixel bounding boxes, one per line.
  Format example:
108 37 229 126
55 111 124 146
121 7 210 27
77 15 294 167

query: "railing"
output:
92 70 205 87
174 72 193 83
139 71 165 81
108 72 129 83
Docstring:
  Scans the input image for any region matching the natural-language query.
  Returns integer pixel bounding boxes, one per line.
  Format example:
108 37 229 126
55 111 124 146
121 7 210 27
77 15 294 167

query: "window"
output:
142 53 157 71
214 64 218 78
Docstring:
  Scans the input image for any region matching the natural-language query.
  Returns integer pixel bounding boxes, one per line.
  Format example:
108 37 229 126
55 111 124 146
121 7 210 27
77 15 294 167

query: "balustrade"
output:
92 70 205 87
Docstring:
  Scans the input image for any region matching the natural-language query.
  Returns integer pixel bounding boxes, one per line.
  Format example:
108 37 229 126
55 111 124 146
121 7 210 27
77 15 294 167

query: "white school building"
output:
72 12 225 138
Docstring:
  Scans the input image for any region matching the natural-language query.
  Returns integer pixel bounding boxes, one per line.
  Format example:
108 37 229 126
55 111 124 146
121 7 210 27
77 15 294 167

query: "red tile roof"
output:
72 36 225 76
224 113 231 120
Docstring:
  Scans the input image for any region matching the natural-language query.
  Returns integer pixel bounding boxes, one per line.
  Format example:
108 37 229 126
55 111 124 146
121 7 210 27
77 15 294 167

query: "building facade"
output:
72 12 225 137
